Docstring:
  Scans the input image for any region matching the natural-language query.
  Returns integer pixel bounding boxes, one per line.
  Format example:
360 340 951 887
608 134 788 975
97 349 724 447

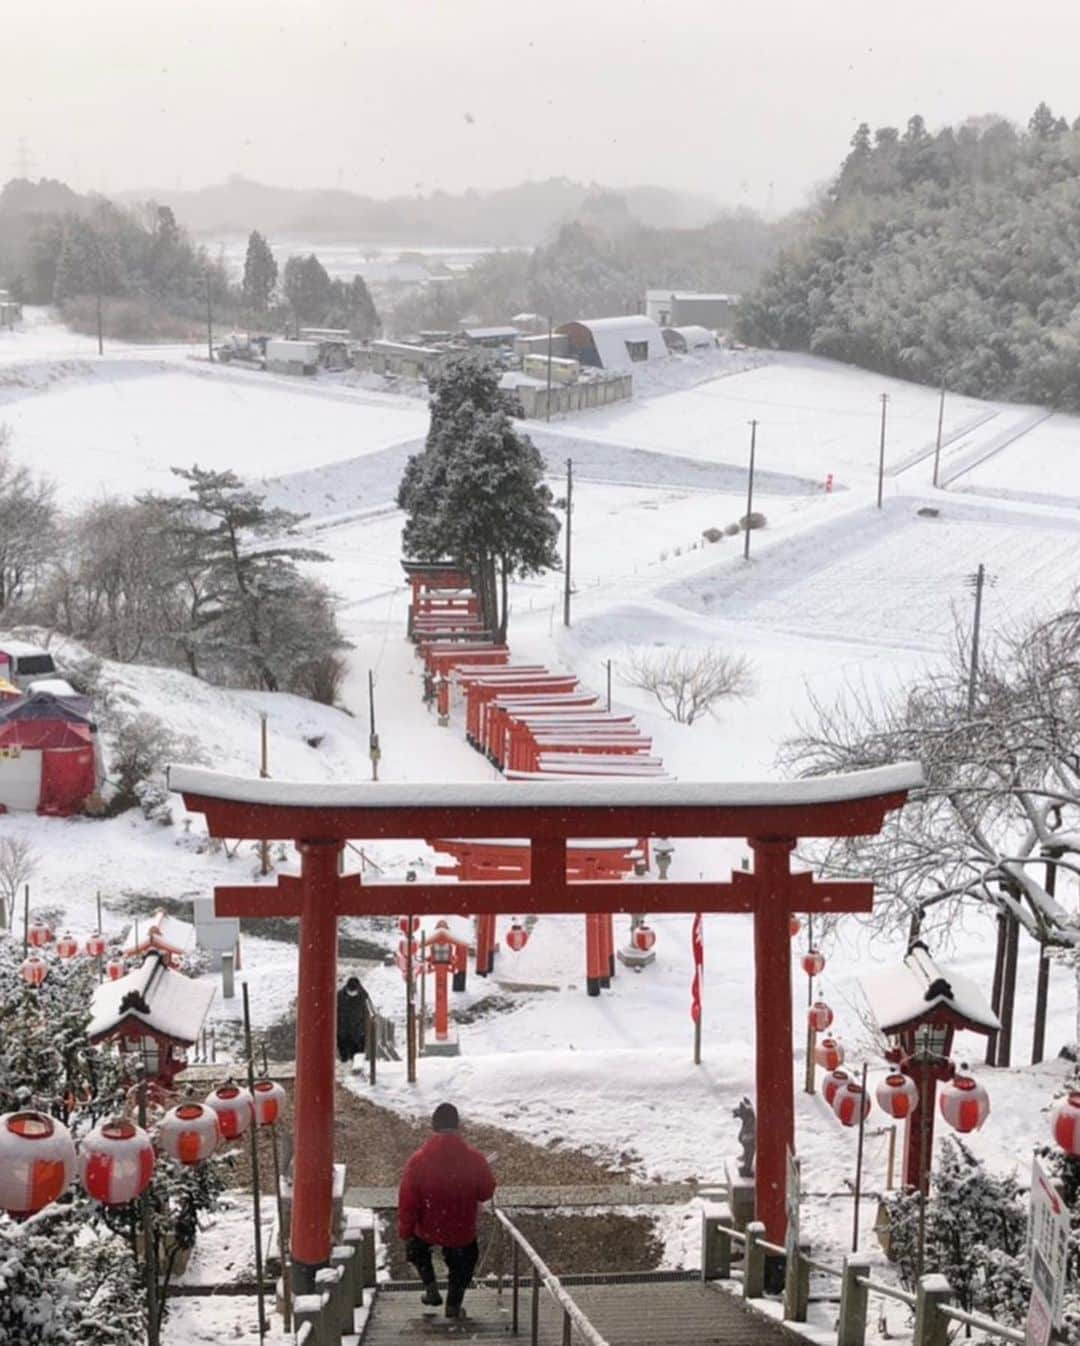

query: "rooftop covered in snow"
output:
87 953 215 1046
861 943 1000 1034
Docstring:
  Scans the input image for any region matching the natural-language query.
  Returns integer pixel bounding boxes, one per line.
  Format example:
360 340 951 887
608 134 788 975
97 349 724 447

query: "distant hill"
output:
117 175 721 244
738 104 1080 410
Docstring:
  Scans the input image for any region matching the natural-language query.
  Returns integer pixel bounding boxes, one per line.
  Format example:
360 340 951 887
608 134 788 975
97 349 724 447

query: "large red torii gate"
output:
169 762 920 1291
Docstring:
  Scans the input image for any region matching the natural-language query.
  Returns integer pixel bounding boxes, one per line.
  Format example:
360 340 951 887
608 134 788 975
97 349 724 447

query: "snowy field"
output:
2 312 1080 1308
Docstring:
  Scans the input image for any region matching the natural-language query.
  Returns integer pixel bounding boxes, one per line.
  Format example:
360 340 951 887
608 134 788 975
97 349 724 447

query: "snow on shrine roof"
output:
168 762 922 811
87 954 215 1045
122 910 196 955
860 944 1000 1033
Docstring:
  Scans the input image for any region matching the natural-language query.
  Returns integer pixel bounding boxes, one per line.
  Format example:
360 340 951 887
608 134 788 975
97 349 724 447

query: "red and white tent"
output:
0 691 103 816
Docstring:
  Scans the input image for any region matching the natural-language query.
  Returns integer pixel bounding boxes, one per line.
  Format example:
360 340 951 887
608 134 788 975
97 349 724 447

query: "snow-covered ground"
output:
2 311 1078 1296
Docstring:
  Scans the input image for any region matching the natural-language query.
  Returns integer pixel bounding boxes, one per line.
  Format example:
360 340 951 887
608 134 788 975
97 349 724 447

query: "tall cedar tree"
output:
144 467 334 690
283 252 333 324
398 353 560 640
241 229 278 312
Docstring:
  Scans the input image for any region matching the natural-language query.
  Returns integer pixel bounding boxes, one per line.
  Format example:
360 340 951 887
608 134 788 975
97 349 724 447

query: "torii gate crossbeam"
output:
169 763 920 1291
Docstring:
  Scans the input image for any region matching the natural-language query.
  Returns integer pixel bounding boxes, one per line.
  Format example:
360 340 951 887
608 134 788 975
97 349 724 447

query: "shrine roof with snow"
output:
860 943 1000 1034
87 953 215 1045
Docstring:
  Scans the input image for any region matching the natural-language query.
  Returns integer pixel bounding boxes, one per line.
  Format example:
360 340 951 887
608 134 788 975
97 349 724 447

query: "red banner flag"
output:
690 913 703 1022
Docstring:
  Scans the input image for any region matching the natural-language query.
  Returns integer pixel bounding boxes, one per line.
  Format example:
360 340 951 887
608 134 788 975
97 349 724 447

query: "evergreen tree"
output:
241 229 278 312
346 273 380 337
283 253 333 323
397 353 560 640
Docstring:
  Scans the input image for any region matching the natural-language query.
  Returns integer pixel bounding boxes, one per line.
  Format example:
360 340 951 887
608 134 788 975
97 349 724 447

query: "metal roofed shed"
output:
461 326 520 347
558 315 668 371
662 325 715 354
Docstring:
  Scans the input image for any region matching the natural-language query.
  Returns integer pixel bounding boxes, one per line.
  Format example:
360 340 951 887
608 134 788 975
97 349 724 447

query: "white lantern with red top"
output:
802 950 826 977
939 1071 989 1133
205 1084 253 1140
832 1080 872 1127
27 921 52 949
158 1102 221 1164
105 956 125 981
55 931 78 960
808 1000 834 1032
79 1119 155 1205
19 955 48 987
85 931 107 959
252 1079 287 1127
0 1111 76 1215
814 1036 845 1071
822 1069 851 1109
632 923 656 953
876 1072 920 1119
505 922 529 952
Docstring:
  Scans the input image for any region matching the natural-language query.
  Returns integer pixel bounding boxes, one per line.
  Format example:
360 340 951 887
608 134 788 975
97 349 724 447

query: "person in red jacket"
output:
398 1102 496 1318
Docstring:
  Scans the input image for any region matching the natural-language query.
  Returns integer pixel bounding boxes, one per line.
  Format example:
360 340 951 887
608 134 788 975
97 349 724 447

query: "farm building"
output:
513 332 569 360
0 689 102 816
645 290 740 330
522 354 579 384
557 316 668 371
662 325 715 354
461 326 520 349
364 340 447 380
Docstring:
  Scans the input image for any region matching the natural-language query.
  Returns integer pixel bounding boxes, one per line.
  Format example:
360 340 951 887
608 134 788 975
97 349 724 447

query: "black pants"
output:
407 1236 479 1308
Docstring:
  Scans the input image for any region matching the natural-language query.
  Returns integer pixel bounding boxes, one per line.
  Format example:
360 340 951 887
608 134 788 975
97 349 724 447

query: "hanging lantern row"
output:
814 1036 845 1072
938 1070 990 1133
0 1075 290 1217
876 1072 919 1119
808 1000 834 1032
801 950 826 978
823 1069 850 1109
19 931 128 986
833 1079 871 1128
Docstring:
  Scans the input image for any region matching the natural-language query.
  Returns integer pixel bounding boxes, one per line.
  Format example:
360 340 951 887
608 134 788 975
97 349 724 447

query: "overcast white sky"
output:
6 0 1080 214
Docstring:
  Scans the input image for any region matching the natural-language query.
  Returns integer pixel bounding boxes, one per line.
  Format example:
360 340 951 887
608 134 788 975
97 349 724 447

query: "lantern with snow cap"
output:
27 920 52 949
801 950 826 978
833 1080 871 1128
19 954 47 987
505 922 529 953
939 1070 989 1133
55 931 78 960
822 1069 851 1109
158 1102 221 1164
205 1083 253 1140
632 923 656 953
1052 1092 1080 1156
85 931 107 959
252 1078 287 1127
814 1036 844 1071
876 1072 920 1119
105 956 125 982
0 1111 76 1215
79 1119 155 1206
808 1000 833 1032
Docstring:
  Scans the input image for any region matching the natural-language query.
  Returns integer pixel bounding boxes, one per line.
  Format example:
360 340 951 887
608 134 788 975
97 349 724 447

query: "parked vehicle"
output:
265 339 320 376
215 332 269 366
0 640 58 689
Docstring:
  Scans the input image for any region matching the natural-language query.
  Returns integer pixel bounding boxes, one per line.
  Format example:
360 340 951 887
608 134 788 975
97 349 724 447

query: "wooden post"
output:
1032 852 1057 1065
259 714 270 877
743 1221 766 1299
242 983 268 1344
998 908 1019 1068
406 916 417 1084
138 1072 160 1346
838 1255 871 1346
804 914 815 1093
852 1062 869 1251
418 933 427 1054
913 1274 953 1346
885 1123 897 1191
268 1114 293 1330
365 1002 376 1087
986 911 1007 1065
23 883 29 955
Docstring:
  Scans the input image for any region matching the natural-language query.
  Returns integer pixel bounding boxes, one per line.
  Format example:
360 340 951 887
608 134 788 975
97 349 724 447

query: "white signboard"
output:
1026 1155 1069 1346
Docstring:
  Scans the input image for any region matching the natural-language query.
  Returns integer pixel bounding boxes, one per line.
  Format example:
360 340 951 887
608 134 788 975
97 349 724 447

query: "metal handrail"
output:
494 1207 610 1346
940 1304 1025 1344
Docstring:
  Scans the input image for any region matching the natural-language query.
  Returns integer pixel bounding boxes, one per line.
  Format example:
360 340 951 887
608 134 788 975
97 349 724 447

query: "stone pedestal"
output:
725 1158 755 1231
422 1028 461 1057
616 944 657 970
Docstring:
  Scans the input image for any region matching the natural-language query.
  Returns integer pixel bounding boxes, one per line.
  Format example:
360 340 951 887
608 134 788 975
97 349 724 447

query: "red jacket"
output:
397 1132 496 1246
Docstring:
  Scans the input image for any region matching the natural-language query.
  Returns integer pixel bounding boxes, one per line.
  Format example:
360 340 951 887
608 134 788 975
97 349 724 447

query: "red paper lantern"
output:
398 916 419 934
27 921 52 949
807 1000 833 1032
158 1102 221 1164
789 916 802 937
55 931 78 960
252 1079 287 1127
0 1111 75 1214
85 931 107 959
939 1072 989 1133
79 1119 154 1206
801 950 826 977
814 1036 844 1071
822 1069 851 1108
632 923 656 953
19 955 48 987
205 1084 253 1140
1052 1092 1080 1155
876 1072 920 1120
104 957 125 982
833 1080 871 1127
505 922 529 952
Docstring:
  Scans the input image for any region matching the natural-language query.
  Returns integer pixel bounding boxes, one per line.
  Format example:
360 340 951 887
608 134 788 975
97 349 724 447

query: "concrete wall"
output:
522 354 579 383
516 374 632 419
672 296 738 329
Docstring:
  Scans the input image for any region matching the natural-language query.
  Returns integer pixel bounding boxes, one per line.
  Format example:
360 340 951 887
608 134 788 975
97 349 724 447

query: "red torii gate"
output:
169 762 920 1292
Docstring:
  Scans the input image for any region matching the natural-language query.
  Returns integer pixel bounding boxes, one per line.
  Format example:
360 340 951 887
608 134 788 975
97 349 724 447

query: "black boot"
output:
420 1283 442 1306
445 1300 464 1319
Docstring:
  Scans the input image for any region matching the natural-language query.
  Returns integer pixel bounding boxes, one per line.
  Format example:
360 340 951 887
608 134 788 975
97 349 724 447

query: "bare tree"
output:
0 430 59 615
0 837 36 930
623 646 754 725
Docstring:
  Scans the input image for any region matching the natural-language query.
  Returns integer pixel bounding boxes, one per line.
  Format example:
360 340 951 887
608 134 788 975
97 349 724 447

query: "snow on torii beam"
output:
168 761 921 1285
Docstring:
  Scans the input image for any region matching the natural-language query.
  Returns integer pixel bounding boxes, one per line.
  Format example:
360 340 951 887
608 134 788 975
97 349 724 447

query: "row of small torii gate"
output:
168 553 927 1292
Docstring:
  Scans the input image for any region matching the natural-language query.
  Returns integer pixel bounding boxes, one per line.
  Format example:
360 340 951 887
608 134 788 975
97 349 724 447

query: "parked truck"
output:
215 332 269 367
264 339 320 376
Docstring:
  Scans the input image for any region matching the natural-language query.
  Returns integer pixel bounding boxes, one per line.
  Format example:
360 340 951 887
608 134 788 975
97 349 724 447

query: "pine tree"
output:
283 253 333 323
346 274 380 338
241 229 278 313
397 353 560 640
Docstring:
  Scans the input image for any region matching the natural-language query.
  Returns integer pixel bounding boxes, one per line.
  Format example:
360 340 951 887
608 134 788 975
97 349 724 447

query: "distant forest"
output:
738 104 1080 409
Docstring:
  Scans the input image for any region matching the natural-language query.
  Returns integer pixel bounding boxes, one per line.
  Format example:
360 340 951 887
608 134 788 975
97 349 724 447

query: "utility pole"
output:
205 270 214 363
876 393 889 509
743 419 758 561
368 669 380 782
546 316 553 422
932 386 946 488
259 714 270 876
95 233 104 357
563 458 573 627
605 659 612 712
966 563 987 716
